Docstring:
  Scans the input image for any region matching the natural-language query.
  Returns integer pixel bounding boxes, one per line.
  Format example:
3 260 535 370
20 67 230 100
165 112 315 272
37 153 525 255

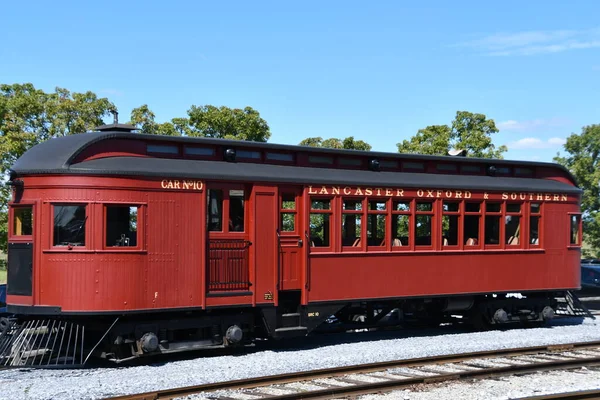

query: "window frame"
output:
308 196 333 252
504 202 523 248
207 184 248 238
483 201 503 250
366 198 387 250
568 212 582 248
102 202 145 251
529 202 542 248
279 191 299 235
414 200 434 249
463 201 482 249
51 203 90 250
441 200 461 250
391 199 412 251
341 197 364 252
9 203 35 241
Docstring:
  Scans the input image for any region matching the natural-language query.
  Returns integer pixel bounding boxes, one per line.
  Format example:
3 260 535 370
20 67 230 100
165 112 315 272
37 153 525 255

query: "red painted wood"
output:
278 187 304 291
252 186 278 305
6 168 581 314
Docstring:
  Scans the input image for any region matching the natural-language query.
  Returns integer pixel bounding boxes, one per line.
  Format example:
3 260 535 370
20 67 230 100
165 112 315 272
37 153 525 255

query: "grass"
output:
0 268 5 284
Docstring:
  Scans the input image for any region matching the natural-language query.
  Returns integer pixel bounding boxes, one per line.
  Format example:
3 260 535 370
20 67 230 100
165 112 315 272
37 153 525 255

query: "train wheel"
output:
0 317 10 335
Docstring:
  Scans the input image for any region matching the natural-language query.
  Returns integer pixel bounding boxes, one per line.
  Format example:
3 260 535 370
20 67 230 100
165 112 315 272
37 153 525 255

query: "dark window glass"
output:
311 199 331 210
208 189 223 231
403 161 425 170
415 215 432 246
497 167 511 175
393 215 410 246
367 215 386 246
515 167 533 176
443 202 459 212
13 207 33 236
310 214 330 247
437 163 457 172
442 215 459 246
460 165 482 174
416 202 432 212
531 203 541 213
343 199 362 210
342 215 362 246
507 203 521 213
464 215 480 245
184 146 214 156
394 201 410 212
147 144 178 154
486 202 501 213
505 215 521 245
380 160 399 169
54 205 86 246
368 201 386 211
282 194 295 210
106 206 138 246
530 216 540 245
229 190 245 232
465 202 480 212
266 152 293 162
485 216 500 245
309 156 333 164
570 215 581 245
339 158 362 166
237 150 261 159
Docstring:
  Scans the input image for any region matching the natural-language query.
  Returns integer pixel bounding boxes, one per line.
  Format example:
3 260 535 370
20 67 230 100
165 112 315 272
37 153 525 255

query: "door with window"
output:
278 188 304 290
206 185 251 292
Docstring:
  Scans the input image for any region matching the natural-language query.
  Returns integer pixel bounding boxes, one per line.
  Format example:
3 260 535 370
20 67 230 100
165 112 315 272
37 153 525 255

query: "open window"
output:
530 203 541 246
415 201 433 247
11 206 33 237
505 203 521 247
342 198 363 250
106 205 140 247
442 201 460 248
309 198 332 249
570 214 582 246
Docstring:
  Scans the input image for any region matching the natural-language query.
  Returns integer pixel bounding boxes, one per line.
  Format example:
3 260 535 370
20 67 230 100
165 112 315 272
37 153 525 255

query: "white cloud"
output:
508 137 566 150
458 27 600 56
497 118 568 132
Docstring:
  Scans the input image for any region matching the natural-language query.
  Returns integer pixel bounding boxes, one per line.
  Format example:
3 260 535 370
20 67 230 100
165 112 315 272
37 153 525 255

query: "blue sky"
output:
2 1 599 162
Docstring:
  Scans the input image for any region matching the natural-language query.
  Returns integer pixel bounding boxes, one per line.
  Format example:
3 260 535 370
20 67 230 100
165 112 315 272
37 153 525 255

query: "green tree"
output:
187 105 270 141
554 124 600 257
397 111 507 158
131 104 271 142
0 83 116 252
299 136 372 151
129 105 189 136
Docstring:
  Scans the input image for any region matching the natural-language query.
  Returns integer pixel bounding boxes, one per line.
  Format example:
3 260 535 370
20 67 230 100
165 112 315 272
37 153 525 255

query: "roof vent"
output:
96 110 137 132
448 149 467 157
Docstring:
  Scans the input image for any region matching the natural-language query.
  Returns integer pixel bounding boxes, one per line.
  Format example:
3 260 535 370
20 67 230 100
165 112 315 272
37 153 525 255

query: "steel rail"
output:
516 389 600 400
105 340 600 400
258 356 600 400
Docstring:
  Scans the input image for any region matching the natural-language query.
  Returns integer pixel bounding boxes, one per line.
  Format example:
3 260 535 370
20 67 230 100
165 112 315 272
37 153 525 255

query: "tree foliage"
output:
397 111 507 158
299 136 372 151
554 124 600 257
130 104 271 142
0 83 116 252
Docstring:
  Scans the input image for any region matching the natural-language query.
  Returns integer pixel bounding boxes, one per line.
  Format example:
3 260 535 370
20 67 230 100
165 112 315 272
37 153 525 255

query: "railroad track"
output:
108 340 600 400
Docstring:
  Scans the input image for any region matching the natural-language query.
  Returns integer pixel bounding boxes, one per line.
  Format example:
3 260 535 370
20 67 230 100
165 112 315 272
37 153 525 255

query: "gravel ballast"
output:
0 317 598 400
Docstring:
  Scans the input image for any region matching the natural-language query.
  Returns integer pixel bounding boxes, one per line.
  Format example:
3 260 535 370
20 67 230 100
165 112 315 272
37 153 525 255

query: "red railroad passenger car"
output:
0 124 586 366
